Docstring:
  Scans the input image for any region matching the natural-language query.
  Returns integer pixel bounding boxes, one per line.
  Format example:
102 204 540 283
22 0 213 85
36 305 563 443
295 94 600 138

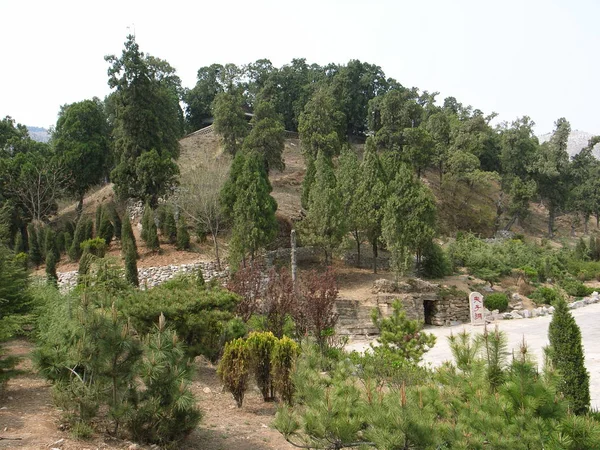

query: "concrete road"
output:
347 302 600 409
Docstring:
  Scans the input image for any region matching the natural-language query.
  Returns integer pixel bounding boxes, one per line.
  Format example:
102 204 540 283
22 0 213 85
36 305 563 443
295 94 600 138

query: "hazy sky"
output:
1 0 598 135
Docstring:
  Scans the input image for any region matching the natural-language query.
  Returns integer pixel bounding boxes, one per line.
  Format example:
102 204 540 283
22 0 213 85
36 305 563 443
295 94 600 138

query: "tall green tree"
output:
212 89 248 156
355 138 388 273
534 118 571 238
229 153 278 265
298 87 344 161
106 35 181 206
382 164 437 277
184 64 225 132
301 151 345 265
548 297 590 415
121 213 139 287
53 98 110 218
242 100 285 173
336 147 363 265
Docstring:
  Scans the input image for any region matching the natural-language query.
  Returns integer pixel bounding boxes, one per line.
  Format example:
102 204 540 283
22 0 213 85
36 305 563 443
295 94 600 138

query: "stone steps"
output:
335 298 379 336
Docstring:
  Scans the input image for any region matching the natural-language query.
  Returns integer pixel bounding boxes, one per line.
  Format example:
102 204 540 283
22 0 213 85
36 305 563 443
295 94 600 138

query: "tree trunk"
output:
291 229 297 284
76 192 85 221
372 240 378 274
548 207 555 238
212 233 221 271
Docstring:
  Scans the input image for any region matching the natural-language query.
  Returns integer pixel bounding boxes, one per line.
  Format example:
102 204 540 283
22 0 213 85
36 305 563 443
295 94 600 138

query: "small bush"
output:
218 338 250 407
420 241 452 279
246 331 278 402
80 238 107 258
530 287 562 306
483 293 508 312
271 336 300 405
559 277 594 297
176 215 190 251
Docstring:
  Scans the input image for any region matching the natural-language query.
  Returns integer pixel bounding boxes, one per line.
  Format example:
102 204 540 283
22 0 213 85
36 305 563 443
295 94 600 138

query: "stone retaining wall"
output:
58 261 228 291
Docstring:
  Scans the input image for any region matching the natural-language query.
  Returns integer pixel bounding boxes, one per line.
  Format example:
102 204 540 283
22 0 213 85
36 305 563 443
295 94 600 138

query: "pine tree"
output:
69 217 87 261
382 164 437 278
121 214 139 287
127 314 201 445
45 251 58 285
242 100 285 173
548 297 590 415
95 204 104 235
98 210 114 246
220 151 247 220
212 89 249 156
27 223 42 267
141 203 160 251
44 228 59 262
84 219 94 240
229 154 278 265
163 208 177 244
63 231 72 257
355 138 388 273
175 214 190 250
107 204 122 241
13 231 25 254
336 147 363 266
300 151 345 265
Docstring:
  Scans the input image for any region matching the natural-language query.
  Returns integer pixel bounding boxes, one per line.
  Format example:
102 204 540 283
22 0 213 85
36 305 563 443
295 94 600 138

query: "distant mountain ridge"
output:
538 130 600 159
27 126 50 143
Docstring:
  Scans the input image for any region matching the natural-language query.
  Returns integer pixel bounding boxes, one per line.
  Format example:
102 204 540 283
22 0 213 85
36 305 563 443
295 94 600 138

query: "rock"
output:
503 313 514 320
510 310 523 319
482 286 494 292
202 387 211 394
512 293 521 301
128 445 140 450
569 301 585 309
548 306 555 314
371 279 397 294
521 310 532 319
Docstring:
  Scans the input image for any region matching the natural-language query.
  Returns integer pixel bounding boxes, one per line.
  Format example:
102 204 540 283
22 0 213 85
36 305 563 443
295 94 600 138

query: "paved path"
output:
348 302 600 408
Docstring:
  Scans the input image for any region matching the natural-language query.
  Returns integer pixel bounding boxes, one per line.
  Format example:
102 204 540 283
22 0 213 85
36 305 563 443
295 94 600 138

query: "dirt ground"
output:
0 340 294 450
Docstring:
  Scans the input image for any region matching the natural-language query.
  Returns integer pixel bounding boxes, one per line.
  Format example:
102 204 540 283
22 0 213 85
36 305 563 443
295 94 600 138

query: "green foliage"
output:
121 214 139 287
27 223 42 267
45 250 58 285
161 207 177 243
13 230 25 254
98 208 114 246
371 300 436 367
212 89 249 156
246 331 278 401
53 98 110 210
228 152 278 265
548 298 590 415
120 280 239 361
300 151 344 264
243 99 285 173
484 293 509 312
141 204 159 251
382 164 436 278
175 214 190 250
107 35 181 206
69 217 89 261
559 277 594 297
80 238 107 258
127 314 201 446
419 241 451 278
271 336 300 405
218 338 250 407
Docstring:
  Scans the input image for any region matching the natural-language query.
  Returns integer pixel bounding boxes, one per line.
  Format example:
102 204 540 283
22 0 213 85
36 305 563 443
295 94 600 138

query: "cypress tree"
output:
69 217 87 261
45 250 58 285
95 204 104 235
13 231 25 254
27 223 42 267
84 218 94 241
98 210 114 246
44 228 59 262
141 202 153 244
300 150 345 265
175 214 190 250
63 231 72 256
229 154 278 264
163 208 177 244
108 204 122 241
121 214 139 287
548 297 590 415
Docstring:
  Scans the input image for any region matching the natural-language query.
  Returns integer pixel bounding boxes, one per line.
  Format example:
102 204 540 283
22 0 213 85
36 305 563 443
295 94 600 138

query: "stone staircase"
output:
335 298 380 336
